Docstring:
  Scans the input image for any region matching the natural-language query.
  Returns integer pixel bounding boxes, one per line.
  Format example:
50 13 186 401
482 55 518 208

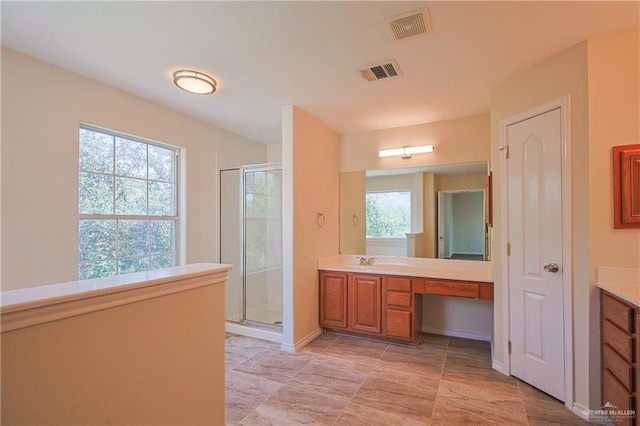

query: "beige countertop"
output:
596 266 640 308
318 254 493 282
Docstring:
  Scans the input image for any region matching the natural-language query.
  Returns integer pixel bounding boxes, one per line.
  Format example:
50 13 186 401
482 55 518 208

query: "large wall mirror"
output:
339 161 491 261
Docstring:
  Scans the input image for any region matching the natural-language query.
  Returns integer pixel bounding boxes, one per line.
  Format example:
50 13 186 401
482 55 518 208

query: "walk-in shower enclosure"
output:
220 164 283 329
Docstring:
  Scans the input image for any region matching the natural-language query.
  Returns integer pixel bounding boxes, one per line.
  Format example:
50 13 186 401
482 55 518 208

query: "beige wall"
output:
339 171 366 254
340 113 490 172
421 296 493 340
2 282 225 425
587 29 640 407
267 144 283 163
491 40 590 408
587 29 640 273
1 48 266 291
437 174 487 191
491 31 639 409
282 106 340 347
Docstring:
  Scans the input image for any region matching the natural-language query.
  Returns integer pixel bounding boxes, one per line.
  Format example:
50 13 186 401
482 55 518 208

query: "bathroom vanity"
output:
597 267 639 426
318 255 493 345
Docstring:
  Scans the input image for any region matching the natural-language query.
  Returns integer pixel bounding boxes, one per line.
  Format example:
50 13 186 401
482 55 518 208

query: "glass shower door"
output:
243 166 283 326
220 165 283 328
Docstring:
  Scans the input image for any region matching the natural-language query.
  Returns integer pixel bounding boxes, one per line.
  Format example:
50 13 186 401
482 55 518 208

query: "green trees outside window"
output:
365 191 411 238
78 126 178 280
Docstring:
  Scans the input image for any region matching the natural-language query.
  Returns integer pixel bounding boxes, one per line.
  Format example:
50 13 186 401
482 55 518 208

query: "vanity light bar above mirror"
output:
378 145 435 159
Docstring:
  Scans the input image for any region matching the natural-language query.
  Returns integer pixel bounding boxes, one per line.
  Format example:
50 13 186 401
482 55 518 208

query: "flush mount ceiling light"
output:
378 145 434 159
172 70 217 95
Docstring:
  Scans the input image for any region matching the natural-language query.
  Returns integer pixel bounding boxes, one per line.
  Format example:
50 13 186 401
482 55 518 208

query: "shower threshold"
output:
225 320 283 344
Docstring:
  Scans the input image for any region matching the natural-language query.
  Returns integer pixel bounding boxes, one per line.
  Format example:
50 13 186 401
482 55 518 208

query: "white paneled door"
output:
507 107 565 401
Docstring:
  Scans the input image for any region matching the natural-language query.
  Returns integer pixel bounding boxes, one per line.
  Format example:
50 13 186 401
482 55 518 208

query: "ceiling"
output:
1 1 638 145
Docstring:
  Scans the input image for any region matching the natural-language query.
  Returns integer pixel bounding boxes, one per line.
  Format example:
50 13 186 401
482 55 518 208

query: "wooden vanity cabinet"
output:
319 270 492 345
319 271 348 328
319 271 382 337
349 274 382 334
413 277 494 301
637 311 640 412
601 290 638 426
319 271 414 342
383 276 414 341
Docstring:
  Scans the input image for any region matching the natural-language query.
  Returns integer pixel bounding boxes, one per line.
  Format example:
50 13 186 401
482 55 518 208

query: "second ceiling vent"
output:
359 59 402 82
385 8 432 41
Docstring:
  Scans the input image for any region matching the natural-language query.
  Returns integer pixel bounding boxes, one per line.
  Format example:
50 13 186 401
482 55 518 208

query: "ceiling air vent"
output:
385 8 432 41
359 59 402 82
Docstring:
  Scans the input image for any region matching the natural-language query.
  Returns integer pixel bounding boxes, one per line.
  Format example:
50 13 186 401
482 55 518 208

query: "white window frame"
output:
78 124 180 279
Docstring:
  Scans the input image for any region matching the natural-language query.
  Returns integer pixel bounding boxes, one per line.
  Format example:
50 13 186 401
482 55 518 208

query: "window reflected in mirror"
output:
339 161 490 261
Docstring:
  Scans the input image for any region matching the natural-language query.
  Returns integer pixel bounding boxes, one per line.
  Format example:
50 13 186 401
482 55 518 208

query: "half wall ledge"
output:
1 263 232 332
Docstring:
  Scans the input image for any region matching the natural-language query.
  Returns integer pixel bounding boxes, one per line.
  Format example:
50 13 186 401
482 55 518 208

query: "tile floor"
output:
225 332 593 425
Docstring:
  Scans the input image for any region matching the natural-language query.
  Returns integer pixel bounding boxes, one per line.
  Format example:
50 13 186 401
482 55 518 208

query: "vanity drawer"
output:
603 343 635 392
603 369 635 426
603 319 636 363
423 279 480 299
386 309 412 339
386 277 411 292
603 293 635 334
387 291 412 308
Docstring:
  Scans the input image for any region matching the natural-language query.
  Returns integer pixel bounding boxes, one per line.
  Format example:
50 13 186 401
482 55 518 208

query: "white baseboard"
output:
492 359 507 375
280 328 323 353
571 403 591 421
572 402 618 424
421 326 492 342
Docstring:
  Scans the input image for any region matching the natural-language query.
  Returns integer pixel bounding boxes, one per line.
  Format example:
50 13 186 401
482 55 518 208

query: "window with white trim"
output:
365 191 411 238
78 126 178 280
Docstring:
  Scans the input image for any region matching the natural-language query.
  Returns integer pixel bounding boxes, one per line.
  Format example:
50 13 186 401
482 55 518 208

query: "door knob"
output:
544 263 559 273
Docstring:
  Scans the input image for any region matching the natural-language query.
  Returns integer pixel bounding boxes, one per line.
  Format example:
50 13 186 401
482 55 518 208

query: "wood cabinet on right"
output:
613 144 640 229
637 311 640 419
601 290 638 426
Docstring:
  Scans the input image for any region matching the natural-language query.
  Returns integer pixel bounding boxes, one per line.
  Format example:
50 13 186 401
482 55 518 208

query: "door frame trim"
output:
437 189 487 259
499 95 573 408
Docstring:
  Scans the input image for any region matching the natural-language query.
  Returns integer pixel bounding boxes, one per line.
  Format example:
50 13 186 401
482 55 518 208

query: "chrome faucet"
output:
357 257 375 266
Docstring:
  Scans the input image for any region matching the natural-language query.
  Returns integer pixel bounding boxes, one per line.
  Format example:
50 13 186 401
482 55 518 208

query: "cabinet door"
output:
386 310 412 339
613 144 640 228
319 272 348 329
603 370 635 426
349 274 382 334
